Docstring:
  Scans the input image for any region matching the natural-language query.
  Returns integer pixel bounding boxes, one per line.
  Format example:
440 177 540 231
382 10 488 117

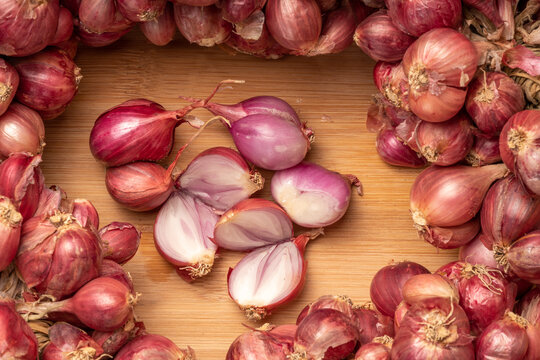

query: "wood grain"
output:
40 31 459 359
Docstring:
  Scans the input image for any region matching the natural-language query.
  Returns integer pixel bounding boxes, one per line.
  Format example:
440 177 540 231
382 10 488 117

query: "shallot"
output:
0 59 19 116
375 128 426 168
475 312 529 360
0 103 45 160
92 317 146 355
100 222 141 264
0 196 22 272
507 231 540 284
355 336 392 360
139 3 176 46
226 324 295 359
308 3 356 56
0 297 38 360
419 218 480 250
100 259 135 294
297 295 354 324
50 6 74 46
402 273 459 305
465 134 501 167
221 0 266 23
41 322 104 360
351 305 395 344
115 334 195 360
116 0 167 22
79 0 118 34
173 4 231 47
77 26 133 48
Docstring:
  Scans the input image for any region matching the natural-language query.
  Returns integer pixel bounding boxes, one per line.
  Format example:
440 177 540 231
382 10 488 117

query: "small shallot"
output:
49 7 74 46
100 259 135 294
0 196 22 272
0 103 45 160
221 0 266 23
465 134 501 167
475 312 529 360
92 317 146 356
77 26 133 47
0 297 38 360
226 324 295 360
308 3 356 56
507 231 540 284
0 59 19 116
139 3 176 46
402 274 459 305
173 4 231 47
458 232 501 270
115 334 196 360
100 222 141 264
419 217 481 250
351 305 395 344
79 0 118 34
355 336 392 360
297 295 354 324
116 0 167 22
41 322 104 360
376 128 426 168
64 198 100 230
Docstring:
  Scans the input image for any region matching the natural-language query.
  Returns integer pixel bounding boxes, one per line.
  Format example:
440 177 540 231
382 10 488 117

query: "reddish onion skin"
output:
0 297 38 360
226 25 289 59
35 185 66 218
50 7 74 45
221 0 266 23
77 26 132 47
369 261 430 317
351 306 395 344
100 259 135 294
115 334 195 360
173 4 231 47
403 28 478 123
354 10 416 62
116 0 167 22
65 198 100 230
480 175 540 248
308 3 356 56
293 309 359 360
0 103 45 160
61 0 81 14
475 312 529 360
385 0 462 37
507 231 540 284
170 0 217 5
499 110 540 197
42 322 104 360
376 128 426 168
226 324 295 360
0 59 19 116
355 341 391 360
79 0 117 34
459 232 502 270
466 134 501 167
297 295 355 325
105 162 174 212
100 222 141 265
92 318 146 356
0 0 60 57
14 49 82 114
402 274 459 305
410 164 507 229
139 3 176 46
373 63 410 111
465 72 525 136
0 196 22 272
393 301 410 333
266 0 322 54
420 217 480 250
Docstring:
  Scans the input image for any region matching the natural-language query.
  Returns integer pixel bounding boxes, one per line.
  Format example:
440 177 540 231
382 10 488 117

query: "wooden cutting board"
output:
40 31 459 359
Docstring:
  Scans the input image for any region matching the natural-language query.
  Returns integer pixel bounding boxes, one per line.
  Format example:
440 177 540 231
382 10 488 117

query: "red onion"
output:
308 2 356 56
459 232 502 270
354 10 416 62
14 49 81 115
391 298 474 359
227 234 312 320
419 218 481 250
506 231 540 284
355 336 392 360
369 261 430 317
178 147 264 212
117 0 166 22
266 0 322 54
465 134 501 167
376 128 426 168
0 59 19 116
16 212 102 299
154 191 218 282
402 274 459 305
226 324 296 359
0 196 22 272
351 305 395 344
503 45 540 77
173 4 231 47
480 175 540 251
476 311 529 360
92 317 146 356
221 0 266 23
0 103 45 160
42 322 104 360
292 308 359 360
437 262 516 334
50 6 74 45
79 0 118 33
226 24 289 59
115 334 195 360
100 259 135 294
77 25 133 47
214 199 292 251
0 0 60 57
139 2 176 46
410 164 507 229
100 222 141 264
466 71 525 136
403 28 478 123
499 110 540 197
0 297 38 359
385 0 462 37
297 295 355 324
271 162 361 227
0 153 43 220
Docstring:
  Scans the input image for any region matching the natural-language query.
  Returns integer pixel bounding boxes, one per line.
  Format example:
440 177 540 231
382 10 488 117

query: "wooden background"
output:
40 31 459 358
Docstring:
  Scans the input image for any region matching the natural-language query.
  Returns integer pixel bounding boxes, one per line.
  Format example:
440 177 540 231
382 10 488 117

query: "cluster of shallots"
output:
89 81 362 319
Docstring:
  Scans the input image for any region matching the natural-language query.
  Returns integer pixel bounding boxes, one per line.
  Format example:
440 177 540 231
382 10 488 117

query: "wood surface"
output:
40 31 459 359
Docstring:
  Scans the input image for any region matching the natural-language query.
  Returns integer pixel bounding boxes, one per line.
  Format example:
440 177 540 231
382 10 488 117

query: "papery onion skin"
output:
100 259 135 294
173 4 231 47
14 49 81 114
351 306 395 344
499 110 540 197
0 196 22 272
139 2 176 46
221 0 266 23
475 312 529 360
370 261 430 317
376 128 426 168
410 164 507 229
459 232 502 270
374 63 410 111
115 334 196 360
0 59 19 116
50 6 74 45
52 36 79 59
297 295 355 325
385 0 462 37
465 71 525 136
226 25 289 59
266 0 322 54
393 301 410 333
507 231 540 284
77 25 133 47
0 103 45 160
0 0 60 57
226 324 295 360
354 10 416 62
116 0 167 22
105 162 174 212
0 297 38 360
465 134 501 167
403 28 478 123
66 198 100 230
100 222 141 265
419 217 480 250
79 0 117 34
355 341 391 360
35 185 66 219
42 322 105 360
92 318 146 356
402 273 459 305
307 3 356 56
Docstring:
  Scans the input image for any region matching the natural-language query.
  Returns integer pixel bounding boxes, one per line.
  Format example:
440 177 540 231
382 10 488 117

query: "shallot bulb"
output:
0 103 45 160
173 4 231 47
49 7 74 46
292 308 359 360
92 317 146 356
226 324 296 360
42 322 104 360
419 218 481 250
77 25 133 47
458 232 502 270
0 196 22 271
0 297 38 360
115 334 196 360
100 222 141 264
385 0 462 37
271 162 361 227
0 59 19 116
462 0 503 29
376 128 426 168
499 110 540 197
100 259 135 294
391 298 474 359
63 198 100 230
393 301 410 333
226 24 289 59
14 49 82 117
0 0 60 57
355 336 393 360
177 147 264 212
297 295 354 324
466 72 525 136
79 0 118 34
154 190 218 282
213 199 293 251
475 312 529 360
403 28 478 123
227 234 312 320
266 0 322 54
507 231 540 284
370 261 430 317
373 63 410 111
139 3 176 46
16 212 102 299
354 10 416 62
402 274 459 305
35 185 66 218
308 3 356 56
410 164 507 229
116 0 167 22
465 134 501 167
351 305 395 344
221 0 266 23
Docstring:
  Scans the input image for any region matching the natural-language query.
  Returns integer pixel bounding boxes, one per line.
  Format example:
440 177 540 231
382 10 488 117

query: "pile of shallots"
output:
228 260 540 359
89 80 362 319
